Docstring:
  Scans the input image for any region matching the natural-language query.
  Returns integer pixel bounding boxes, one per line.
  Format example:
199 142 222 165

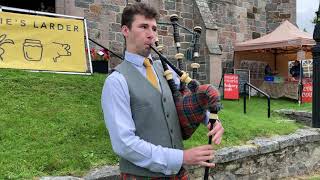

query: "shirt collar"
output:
124 51 153 67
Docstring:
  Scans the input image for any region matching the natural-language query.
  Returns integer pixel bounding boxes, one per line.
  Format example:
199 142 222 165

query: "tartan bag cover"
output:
173 80 222 140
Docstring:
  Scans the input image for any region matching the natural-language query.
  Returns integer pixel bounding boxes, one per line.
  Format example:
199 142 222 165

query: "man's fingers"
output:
198 161 215 167
207 120 221 129
207 126 219 136
213 136 222 144
207 122 224 145
197 149 214 156
194 147 214 158
183 145 217 166
212 129 224 144
196 144 213 151
207 124 223 136
193 146 215 162
195 155 215 162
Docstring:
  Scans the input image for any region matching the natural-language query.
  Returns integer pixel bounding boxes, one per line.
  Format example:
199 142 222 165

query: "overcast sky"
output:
296 0 319 33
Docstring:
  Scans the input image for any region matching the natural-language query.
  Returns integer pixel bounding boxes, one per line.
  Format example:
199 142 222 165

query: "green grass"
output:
183 97 310 149
0 69 116 179
309 177 320 180
0 69 311 179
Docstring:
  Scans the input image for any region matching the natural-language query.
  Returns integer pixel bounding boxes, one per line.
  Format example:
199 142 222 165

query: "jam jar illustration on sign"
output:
23 39 43 61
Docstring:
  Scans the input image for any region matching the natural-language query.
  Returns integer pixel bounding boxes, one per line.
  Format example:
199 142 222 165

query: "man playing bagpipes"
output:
101 2 224 179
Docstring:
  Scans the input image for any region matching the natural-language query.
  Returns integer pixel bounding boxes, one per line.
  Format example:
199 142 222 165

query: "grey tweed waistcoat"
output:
115 60 184 177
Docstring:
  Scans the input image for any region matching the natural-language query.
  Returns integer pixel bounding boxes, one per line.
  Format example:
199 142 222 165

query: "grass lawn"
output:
184 96 310 149
0 69 311 179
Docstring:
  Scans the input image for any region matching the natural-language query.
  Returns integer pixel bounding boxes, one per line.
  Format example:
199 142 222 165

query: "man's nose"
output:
146 28 156 39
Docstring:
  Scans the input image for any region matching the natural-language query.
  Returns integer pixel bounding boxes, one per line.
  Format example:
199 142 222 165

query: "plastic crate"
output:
264 76 274 82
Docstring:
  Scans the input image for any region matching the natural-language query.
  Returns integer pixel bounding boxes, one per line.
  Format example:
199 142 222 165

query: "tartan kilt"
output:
120 168 189 180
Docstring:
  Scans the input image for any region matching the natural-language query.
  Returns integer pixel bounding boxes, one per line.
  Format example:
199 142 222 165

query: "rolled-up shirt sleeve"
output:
101 72 183 175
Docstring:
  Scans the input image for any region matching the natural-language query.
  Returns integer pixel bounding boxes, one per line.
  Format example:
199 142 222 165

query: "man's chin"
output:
138 49 151 58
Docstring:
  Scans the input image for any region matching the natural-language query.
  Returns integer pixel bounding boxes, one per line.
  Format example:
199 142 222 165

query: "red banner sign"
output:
224 74 239 100
302 83 312 103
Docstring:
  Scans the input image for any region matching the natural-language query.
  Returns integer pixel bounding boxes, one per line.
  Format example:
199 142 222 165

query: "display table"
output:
259 81 299 100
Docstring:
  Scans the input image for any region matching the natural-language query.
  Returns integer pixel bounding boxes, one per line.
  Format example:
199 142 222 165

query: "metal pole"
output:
244 83 247 114
268 98 270 118
312 2 320 128
298 61 303 106
243 82 270 118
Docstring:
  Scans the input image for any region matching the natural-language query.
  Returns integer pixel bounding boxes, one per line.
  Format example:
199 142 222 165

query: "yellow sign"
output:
0 11 90 73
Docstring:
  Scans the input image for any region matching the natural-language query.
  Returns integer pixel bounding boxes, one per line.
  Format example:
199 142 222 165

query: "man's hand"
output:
183 145 215 167
207 120 224 144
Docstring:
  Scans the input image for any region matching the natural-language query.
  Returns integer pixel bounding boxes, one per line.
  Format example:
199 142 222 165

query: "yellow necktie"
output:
143 58 159 91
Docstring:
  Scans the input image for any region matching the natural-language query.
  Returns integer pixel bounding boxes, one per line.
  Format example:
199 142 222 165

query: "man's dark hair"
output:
121 2 159 29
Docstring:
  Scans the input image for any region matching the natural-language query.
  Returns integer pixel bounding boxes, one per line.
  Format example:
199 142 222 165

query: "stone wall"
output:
55 0 296 84
188 128 320 179
275 109 312 126
207 0 296 65
266 0 296 33
56 0 128 71
41 128 320 180
208 0 265 63
56 0 211 82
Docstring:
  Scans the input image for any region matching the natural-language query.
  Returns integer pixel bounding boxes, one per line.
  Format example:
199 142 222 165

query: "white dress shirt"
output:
101 51 209 175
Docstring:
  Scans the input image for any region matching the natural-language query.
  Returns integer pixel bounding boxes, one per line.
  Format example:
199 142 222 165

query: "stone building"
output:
1 0 296 85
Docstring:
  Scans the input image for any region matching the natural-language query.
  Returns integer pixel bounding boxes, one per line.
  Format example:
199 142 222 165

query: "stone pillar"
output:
206 25 222 86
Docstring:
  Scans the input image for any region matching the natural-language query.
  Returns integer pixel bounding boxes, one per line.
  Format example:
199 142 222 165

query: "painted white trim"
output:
84 18 93 74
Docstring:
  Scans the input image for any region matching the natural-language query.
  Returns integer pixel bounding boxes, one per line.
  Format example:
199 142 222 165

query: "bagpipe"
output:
152 14 222 140
89 14 223 141
155 15 222 179
90 13 222 180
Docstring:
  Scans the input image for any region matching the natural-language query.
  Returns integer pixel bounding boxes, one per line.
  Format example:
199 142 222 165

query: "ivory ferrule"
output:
209 113 219 120
175 53 184 60
156 44 164 52
163 70 173 80
180 71 192 84
193 26 202 33
191 63 200 69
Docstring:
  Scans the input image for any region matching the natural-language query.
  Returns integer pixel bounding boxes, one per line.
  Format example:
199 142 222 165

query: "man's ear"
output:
121 25 129 37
